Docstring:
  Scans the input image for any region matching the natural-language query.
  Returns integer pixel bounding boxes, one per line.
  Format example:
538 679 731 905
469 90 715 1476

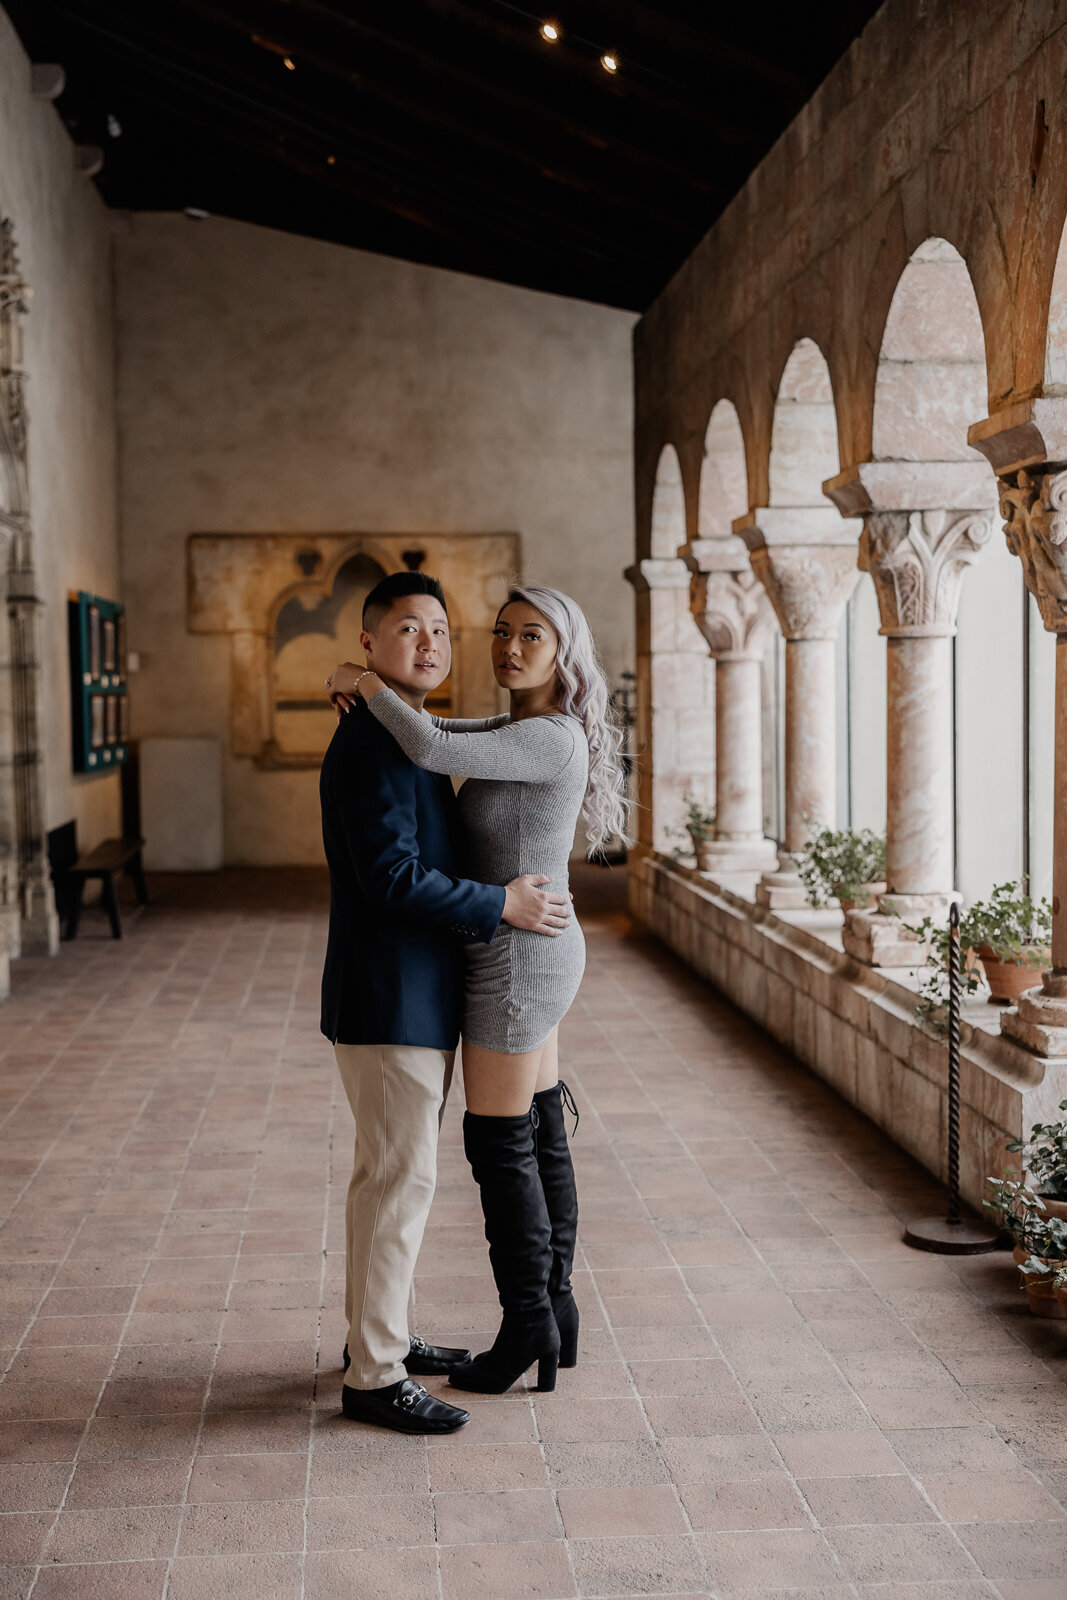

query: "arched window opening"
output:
769 339 839 507
698 400 748 537
650 442 685 558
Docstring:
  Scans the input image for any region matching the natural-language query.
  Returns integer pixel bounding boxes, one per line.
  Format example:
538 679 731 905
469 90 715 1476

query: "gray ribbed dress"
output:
367 688 588 1053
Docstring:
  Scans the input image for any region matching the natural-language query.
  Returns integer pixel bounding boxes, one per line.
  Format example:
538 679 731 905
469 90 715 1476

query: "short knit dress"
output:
367 688 588 1053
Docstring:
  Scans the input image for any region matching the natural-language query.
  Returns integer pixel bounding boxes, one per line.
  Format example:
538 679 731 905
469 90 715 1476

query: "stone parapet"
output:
630 848 1067 1210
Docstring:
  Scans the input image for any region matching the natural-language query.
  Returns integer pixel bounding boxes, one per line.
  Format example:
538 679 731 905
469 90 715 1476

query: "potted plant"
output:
797 825 887 910
984 1175 1067 1318
668 797 716 871
960 881 1052 1004
1007 1100 1067 1221
1018 1219 1067 1319
1052 1262 1067 1314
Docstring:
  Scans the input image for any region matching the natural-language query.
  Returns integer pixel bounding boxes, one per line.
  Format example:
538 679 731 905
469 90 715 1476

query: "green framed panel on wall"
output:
68 591 129 774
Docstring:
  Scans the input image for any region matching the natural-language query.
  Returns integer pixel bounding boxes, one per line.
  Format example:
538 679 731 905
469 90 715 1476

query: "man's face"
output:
360 594 451 697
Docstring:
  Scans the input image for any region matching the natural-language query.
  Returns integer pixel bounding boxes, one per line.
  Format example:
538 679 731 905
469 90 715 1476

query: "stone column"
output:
824 461 995 965
993 466 1067 1053
737 510 862 908
687 538 776 872
625 557 715 854
845 509 991 962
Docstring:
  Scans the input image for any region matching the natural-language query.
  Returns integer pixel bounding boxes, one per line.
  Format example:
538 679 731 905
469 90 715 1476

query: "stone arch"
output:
650 442 686 558
768 339 840 507
873 238 987 463
1045 217 1067 394
698 401 748 537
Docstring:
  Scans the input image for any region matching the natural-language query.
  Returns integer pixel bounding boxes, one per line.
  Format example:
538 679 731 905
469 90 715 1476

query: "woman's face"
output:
492 602 560 692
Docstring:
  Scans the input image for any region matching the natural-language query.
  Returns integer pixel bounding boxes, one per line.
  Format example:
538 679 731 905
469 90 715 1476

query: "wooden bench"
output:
48 822 147 940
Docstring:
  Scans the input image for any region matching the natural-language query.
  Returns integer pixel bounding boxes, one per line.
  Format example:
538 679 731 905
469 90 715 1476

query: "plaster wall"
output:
113 214 636 865
0 8 122 848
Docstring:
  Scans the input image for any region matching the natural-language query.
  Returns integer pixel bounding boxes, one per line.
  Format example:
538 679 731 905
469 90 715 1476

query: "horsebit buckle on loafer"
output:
400 1384 427 1408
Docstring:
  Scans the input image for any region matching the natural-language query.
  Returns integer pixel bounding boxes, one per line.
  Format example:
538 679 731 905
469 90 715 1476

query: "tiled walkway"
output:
1 867 1066 1599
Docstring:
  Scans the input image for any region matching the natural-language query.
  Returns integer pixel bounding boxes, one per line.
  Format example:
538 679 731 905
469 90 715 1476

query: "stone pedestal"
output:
822 474 993 966
735 511 862 911
687 539 777 873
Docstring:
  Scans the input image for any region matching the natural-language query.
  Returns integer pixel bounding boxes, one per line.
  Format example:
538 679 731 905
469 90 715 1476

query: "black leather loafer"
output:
405 1335 473 1375
341 1377 470 1434
342 1336 473 1375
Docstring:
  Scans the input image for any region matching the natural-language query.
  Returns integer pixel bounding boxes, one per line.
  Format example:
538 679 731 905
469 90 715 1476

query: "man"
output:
320 570 569 1435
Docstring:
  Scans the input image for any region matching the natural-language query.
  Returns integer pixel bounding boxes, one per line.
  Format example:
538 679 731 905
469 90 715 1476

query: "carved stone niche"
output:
188 532 519 769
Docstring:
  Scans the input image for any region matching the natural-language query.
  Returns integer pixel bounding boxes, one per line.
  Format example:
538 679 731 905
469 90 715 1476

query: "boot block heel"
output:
536 1352 558 1392
558 1327 578 1368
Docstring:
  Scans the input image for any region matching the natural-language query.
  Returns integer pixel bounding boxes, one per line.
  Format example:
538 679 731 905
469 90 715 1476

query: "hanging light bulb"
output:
600 52 618 73
283 56 296 70
540 21 559 43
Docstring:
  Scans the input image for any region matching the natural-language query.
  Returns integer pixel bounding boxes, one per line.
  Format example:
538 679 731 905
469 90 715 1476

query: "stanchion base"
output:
904 1216 1001 1254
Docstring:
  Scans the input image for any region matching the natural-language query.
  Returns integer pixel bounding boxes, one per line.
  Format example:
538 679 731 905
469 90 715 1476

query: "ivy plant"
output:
1006 1100 1067 1199
960 881 1051 963
903 913 982 1030
984 1174 1052 1253
797 825 886 908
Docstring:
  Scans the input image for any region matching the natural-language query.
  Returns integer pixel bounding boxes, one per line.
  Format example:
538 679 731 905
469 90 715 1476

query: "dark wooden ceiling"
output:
6 0 884 310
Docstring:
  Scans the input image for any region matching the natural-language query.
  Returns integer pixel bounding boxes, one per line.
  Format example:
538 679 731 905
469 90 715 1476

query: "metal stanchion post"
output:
904 901 1000 1254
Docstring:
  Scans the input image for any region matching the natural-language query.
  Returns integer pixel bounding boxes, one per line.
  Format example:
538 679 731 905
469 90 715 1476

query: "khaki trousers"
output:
334 1042 454 1390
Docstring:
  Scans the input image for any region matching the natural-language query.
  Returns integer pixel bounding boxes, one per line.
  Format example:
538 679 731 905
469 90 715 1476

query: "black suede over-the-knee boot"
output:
448 1110 561 1394
533 1081 580 1367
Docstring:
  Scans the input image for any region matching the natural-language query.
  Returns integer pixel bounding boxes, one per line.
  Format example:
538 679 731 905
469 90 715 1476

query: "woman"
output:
328 584 628 1395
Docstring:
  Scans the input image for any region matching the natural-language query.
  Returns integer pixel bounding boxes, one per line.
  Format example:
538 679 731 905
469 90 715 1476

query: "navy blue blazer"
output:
319 701 505 1050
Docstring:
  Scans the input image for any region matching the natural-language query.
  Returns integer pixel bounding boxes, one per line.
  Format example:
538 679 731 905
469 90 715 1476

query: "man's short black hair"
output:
362 571 447 633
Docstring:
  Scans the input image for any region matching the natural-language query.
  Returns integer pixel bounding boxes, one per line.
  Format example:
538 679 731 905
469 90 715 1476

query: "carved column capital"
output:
998 466 1067 632
691 567 773 659
747 544 859 641
861 508 993 638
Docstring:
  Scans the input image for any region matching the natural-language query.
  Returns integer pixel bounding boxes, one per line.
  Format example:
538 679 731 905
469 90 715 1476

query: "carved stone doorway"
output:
188 532 520 769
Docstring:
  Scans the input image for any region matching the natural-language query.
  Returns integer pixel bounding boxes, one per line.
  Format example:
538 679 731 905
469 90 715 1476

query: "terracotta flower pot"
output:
1025 1274 1066 1318
976 944 1051 1004
1054 1282 1067 1313
1023 1177 1067 1223
835 881 886 913
695 840 716 872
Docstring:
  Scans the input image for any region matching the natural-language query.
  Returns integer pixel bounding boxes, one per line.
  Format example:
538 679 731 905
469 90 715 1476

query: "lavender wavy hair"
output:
498 584 631 853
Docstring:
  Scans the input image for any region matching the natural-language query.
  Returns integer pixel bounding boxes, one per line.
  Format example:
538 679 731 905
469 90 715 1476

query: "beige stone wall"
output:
633 853 1062 1212
0 8 122 847
114 214 636 865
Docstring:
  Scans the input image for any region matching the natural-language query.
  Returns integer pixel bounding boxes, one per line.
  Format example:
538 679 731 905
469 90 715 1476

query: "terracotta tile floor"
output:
1 865 1066 1599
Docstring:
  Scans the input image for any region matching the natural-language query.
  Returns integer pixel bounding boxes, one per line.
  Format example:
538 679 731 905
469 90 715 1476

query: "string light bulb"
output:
283 55 295 70
540 21 559 42
600 52 618 73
